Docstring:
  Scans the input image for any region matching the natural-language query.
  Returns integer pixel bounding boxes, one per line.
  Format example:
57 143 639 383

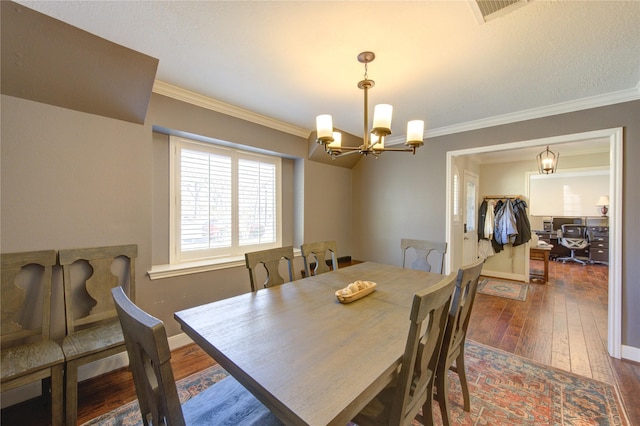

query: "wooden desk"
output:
530 247 550 283
174 262 443 425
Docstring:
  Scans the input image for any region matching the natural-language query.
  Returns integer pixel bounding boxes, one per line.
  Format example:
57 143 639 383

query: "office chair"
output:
558 224 590 265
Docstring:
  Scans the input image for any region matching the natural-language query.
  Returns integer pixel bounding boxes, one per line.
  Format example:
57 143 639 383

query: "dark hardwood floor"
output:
469 260 640 424
3 260 639 425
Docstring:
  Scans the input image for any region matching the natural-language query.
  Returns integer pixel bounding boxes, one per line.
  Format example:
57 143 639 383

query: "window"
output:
170 136 281 263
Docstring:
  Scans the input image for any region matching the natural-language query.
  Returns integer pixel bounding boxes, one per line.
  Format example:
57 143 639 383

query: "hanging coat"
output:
494 199 518 245
478 200 488 241
512 199 532 246
491 200 505 253
484 201 495 240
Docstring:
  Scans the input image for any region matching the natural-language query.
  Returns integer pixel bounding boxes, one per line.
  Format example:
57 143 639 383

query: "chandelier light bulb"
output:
406 120 425 146
316 114 334 140
372 104 393 135
328 132 342 151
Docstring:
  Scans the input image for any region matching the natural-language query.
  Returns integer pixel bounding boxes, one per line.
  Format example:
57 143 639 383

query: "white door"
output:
463 171 479 265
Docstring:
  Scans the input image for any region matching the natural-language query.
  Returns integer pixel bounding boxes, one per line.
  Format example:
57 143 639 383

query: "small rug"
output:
478 278 528 301
82 341 629 426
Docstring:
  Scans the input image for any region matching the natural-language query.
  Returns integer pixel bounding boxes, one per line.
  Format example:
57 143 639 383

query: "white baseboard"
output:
0 333 194 409
621 344 640 363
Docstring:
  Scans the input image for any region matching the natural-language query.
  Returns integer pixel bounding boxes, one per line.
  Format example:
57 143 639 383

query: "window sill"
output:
148 256 246 280
147 248 301 280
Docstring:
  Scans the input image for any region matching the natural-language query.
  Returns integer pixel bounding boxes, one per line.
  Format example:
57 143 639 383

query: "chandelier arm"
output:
374 147 417 154
330 149 362 159
331 145 363 152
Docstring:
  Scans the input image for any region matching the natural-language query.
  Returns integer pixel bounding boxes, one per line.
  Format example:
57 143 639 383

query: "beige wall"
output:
2 92 638 352
351 100 640 350
0 93 354 338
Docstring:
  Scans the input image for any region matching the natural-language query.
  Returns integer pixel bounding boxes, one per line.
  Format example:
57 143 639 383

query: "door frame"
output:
444 127 623 359
462 170 479 265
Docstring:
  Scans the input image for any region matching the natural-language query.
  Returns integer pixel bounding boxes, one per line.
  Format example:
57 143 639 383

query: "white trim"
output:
153 80 309 138
426 88 639 138
148 257 246 280
446 127 625 359
155 80 638 144
608 128 624 359
621 344 640 363
149 248 302 280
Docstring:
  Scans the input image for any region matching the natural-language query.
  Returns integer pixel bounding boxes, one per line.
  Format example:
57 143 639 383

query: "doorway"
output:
444 127 623 358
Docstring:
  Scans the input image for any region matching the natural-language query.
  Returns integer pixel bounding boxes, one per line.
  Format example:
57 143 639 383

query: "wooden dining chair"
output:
401 238 447 274
59 244 137 426
111 287 283 425
245 246 295 292
352 272 458 426
1 250 64 426
300 240 338 276
434 257 484 426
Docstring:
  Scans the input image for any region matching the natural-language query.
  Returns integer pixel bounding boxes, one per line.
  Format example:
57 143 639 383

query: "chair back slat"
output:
59 244 137 334
245 246 295 292
560 224 589 247
1 250 57 345
401 238 447 274
300 241 338 276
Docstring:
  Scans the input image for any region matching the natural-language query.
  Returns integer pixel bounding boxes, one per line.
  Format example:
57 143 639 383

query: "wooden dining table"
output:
174 261 444 426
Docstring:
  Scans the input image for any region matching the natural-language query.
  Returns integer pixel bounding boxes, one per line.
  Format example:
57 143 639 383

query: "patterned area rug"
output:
82 341 629 426
478 278 528 301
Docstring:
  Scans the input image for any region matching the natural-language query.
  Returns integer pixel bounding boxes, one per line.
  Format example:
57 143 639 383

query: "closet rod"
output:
483 194 522 200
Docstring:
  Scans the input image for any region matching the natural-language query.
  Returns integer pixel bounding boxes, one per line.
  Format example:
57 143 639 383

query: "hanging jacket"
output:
491 200 505 253
494 199 518 245
478 200 488 241
484 201 495 240
512 199 532 246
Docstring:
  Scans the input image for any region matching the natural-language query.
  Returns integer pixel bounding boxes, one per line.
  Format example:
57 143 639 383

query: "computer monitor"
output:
552 217 583 231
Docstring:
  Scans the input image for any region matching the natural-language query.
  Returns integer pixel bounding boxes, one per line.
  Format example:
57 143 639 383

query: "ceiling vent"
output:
469 0 530 23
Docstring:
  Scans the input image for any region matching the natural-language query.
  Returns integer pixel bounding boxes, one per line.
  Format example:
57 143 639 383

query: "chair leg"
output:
559 250 588 265
65 360 79 426
435 367 452 426
455 352 471 412
41 376 51 403
422 385 436 426
51 365 64 426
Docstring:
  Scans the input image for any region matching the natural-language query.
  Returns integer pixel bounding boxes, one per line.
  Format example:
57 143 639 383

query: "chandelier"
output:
315 51 424 158
536 146 559 174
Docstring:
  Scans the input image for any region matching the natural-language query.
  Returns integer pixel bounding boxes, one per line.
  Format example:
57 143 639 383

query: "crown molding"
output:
154 79 640 144
152 80 310 139
424 86 640 139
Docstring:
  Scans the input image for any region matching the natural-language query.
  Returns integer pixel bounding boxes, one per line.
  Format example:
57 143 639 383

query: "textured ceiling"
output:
13 1 640 143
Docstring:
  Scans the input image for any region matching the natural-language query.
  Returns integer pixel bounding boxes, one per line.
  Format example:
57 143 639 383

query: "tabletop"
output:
174 261 444 426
